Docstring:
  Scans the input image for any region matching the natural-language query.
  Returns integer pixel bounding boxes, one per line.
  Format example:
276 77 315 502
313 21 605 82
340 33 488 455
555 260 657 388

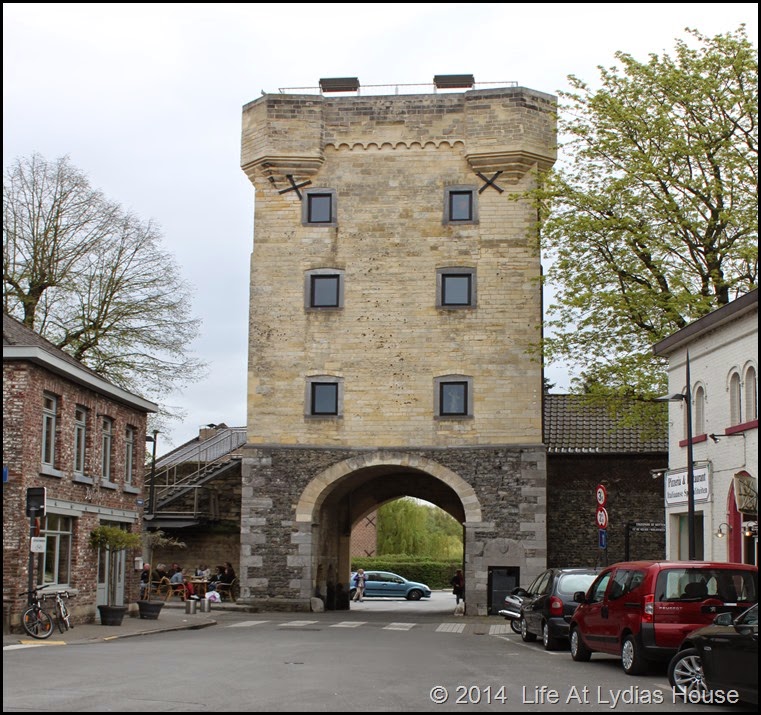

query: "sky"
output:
3 3 758 451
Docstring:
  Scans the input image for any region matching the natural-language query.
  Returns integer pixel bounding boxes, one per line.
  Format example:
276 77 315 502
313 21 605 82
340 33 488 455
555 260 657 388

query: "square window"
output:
440 382 468 416
308 194 333 223
449 191 472 221
311 275 340 307
442 274 472 306
311 383 338 415
443 186 478 225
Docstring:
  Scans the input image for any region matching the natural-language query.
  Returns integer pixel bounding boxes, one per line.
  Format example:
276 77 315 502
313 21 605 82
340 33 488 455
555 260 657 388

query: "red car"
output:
568 560 758 675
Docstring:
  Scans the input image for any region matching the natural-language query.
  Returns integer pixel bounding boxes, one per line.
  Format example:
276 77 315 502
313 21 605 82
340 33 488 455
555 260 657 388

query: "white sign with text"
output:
665 465 711 506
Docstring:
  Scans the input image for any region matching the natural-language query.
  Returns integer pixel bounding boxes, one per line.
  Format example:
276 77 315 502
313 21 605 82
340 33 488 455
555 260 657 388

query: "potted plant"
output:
89 525 142 625
136 530 186 619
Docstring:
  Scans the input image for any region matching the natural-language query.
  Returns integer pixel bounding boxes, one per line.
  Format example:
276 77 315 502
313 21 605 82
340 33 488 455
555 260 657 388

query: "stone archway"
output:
240 443 546 615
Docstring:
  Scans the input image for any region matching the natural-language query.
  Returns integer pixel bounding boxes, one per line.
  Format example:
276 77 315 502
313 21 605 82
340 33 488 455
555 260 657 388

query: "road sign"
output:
596 506 609 529
596 484 607 506
599 529 607 549
30 537 46 553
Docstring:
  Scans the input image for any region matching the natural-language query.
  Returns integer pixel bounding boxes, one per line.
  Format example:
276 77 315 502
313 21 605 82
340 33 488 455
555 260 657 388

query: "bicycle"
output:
50 589 74 633
19 586 54 639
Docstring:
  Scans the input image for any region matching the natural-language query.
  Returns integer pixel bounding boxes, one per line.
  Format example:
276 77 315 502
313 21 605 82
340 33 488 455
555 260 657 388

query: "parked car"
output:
667 603 758 705
349 571 432 601
499 588 525 633
569 560 758 675
516 567 599 649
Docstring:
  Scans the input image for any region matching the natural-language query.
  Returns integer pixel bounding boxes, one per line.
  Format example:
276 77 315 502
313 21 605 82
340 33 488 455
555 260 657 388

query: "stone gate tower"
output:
239 78 556 614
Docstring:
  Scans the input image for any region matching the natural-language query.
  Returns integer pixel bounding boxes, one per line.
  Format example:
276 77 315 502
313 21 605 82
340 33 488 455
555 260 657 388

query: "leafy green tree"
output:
377 498 462 560
3 153 206 412
539 26 757 398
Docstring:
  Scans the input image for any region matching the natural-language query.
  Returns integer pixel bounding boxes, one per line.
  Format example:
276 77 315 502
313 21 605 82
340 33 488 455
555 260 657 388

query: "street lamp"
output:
657 351 696 560
145 430 159 516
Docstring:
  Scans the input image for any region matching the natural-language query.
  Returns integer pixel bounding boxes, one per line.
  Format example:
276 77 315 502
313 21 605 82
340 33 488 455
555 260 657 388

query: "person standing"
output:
451 569 465 605
352 568 367 602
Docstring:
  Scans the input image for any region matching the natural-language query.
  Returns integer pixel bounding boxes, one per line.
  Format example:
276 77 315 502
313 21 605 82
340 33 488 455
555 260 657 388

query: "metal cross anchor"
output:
278 175 312 200
476 171 504 194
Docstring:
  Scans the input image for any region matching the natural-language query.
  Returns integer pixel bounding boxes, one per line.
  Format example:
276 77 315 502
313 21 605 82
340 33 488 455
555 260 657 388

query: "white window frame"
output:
729 371 742 426
101 416 113 482
124 426 135 485
74 406 87 475
42 393 58 467
743 365 757 423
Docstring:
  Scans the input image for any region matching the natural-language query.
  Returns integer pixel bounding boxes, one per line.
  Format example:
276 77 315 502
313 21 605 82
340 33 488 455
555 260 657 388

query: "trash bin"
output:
199 598 211 613
185 599 197 615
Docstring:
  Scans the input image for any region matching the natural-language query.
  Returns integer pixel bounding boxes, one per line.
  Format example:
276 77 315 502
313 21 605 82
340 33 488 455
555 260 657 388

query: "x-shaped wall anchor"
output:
476 171 504 194
278 175 312 199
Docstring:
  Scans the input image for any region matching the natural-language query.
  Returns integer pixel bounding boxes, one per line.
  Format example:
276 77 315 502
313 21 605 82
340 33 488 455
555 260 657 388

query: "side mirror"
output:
712 612 733 626
573 591 586 604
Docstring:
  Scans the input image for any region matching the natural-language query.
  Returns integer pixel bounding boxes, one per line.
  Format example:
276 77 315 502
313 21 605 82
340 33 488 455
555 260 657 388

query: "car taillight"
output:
550 596 563 614
643 594 654 623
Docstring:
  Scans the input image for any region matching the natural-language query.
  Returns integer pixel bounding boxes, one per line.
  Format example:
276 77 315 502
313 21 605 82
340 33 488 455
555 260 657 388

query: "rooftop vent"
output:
433 74 475 89
319 77 360 93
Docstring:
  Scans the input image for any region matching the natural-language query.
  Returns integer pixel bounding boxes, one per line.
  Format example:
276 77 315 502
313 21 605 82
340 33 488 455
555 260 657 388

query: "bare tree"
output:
3 153 206 408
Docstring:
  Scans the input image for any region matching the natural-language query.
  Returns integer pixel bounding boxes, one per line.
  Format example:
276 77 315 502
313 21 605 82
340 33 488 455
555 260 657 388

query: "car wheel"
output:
520 617 537 642
570 627 591 662
510 618 522 634
621 634 647 675
542 622 560 651
668 648 707 699
407 589 423 601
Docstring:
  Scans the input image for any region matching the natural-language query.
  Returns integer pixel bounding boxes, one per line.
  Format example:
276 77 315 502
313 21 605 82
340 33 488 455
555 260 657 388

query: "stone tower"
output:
239 79 556 614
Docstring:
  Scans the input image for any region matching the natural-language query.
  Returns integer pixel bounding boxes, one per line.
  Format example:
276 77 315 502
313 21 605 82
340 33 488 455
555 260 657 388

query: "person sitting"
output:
139 563 151 599
208 565 226 586
222 562 236 583
170 567 195 600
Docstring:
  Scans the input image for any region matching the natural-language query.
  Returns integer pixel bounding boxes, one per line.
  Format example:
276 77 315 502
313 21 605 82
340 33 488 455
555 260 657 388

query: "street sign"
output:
631 522 665 532
599 529 607 549
30 537 46 553
596 484 607 506
596 506 609 529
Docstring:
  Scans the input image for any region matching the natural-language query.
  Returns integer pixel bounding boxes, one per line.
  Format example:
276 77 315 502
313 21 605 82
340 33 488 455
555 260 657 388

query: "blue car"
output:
349 571 432 601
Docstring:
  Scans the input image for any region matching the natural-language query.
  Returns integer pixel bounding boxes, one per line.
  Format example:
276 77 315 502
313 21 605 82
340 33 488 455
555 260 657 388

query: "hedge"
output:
350 555 462 589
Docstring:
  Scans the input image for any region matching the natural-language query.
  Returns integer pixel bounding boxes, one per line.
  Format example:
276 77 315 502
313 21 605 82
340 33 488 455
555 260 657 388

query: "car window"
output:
534 571 552 596
526 572 544 595
656 568 758 602
557 572 597 596
588 572 612 603
608 569 629 600
738 604 758 626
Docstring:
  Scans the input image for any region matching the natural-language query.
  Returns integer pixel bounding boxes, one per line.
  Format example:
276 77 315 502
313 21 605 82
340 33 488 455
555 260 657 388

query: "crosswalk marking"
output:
330 621 366 628
488 624 512 635
227 620 270 628
383 622 416 631
279 620 318 627
436 623 465 633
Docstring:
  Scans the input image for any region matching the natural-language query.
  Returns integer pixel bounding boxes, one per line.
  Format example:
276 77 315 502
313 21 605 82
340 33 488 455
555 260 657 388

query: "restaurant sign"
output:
665 465 710 506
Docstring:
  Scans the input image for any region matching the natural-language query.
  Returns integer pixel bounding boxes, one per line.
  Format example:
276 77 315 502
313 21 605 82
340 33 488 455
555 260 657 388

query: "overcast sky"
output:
3 3 758 451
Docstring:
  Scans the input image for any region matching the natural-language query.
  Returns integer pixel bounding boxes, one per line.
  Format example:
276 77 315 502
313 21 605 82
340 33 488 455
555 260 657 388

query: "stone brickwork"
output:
240 85 556 614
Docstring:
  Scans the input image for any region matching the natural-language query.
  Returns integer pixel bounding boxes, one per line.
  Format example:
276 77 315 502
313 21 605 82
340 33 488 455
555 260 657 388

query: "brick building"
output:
3 313 157 627
239 78 556 614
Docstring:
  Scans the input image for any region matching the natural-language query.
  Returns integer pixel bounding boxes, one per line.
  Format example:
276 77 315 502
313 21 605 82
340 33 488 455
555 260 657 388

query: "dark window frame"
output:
437 267 476 308
302 189 338 227
305 269 345 310
434 375 473 418
443 186 478 225
305 376 344 418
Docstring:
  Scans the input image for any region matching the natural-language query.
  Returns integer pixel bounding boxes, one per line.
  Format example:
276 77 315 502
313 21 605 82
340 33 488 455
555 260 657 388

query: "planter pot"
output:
97 604 128 626
137 600 164 620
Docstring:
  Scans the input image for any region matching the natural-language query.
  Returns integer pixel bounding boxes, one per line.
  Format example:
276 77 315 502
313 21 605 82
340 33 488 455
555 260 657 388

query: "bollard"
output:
185 599 197 615
199 598 211 613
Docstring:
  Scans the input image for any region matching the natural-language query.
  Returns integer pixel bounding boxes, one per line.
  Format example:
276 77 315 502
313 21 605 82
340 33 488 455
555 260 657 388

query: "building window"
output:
437 268 476 308
729 372 742 426
744 366 757 423
434 375 473 418
74 406 88 475
101 417 113 481
305 269 344 309
39 514 72 586
302 189 337 226
443 186 478 224
693 385 705 436
41 393 58 467
306 376 343 417
675 512 704 560
124 427 135 485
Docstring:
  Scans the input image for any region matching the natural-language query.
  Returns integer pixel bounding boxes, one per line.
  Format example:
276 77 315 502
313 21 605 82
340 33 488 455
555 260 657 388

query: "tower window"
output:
302 189 337 226
443 186 478 224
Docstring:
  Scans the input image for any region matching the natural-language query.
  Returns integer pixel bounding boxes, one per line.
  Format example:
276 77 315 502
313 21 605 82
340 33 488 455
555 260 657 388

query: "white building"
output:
653 289 757 565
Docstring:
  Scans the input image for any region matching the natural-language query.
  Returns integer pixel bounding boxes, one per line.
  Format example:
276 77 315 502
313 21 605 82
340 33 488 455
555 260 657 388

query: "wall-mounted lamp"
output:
744 522 758 538
715 522 731 538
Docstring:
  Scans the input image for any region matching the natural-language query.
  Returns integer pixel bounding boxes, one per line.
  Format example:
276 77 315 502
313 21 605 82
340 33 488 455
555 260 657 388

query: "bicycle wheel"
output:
59 601 71 631
22 606 54 639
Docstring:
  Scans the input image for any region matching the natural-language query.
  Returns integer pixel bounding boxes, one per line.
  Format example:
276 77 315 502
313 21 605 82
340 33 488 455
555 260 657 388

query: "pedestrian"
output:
352 568 367 602
451 569 465 605
139 563 151 599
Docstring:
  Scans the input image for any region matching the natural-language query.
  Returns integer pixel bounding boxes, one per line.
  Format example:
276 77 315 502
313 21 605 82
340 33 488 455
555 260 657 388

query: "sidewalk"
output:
2 601 240 648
